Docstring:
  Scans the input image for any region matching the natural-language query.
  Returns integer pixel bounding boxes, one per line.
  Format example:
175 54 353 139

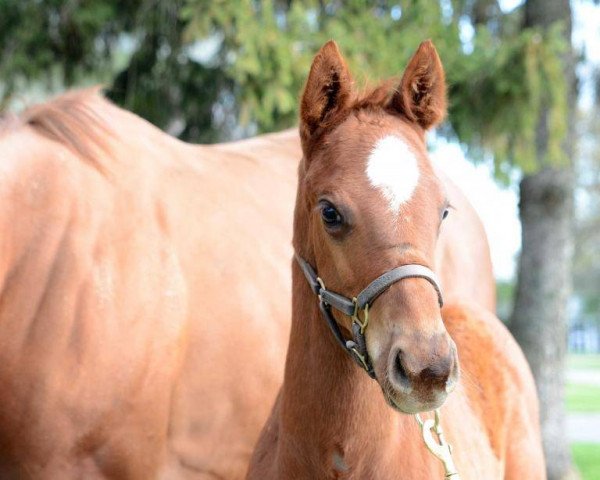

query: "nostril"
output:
419 359 451 389
391 350 412 391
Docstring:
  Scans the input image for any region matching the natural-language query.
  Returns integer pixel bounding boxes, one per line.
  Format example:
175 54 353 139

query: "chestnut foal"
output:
248 41 545 479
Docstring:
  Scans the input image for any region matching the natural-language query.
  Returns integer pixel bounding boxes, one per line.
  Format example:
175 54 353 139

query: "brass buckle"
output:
349 345 370 371
351 298 369 334
414 410 460 479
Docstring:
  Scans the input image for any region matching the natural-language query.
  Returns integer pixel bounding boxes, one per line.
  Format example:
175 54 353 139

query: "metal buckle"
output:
351 297 369 334
348 345 370 372
414 410 460 479
316 277 325 303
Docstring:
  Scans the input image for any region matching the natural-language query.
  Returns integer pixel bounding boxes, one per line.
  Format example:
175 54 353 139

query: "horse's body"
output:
0 87 494 479
0 90 298 479
248 41 544 479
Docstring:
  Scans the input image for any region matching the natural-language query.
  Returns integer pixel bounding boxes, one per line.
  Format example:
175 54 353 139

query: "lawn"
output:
572 443 600 480
568 354 600 370
566 384 600 412
568 354 600 479
566 354 600 412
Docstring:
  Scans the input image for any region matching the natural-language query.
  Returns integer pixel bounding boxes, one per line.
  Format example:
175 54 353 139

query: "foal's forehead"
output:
329 113 426 170
325 114 433 213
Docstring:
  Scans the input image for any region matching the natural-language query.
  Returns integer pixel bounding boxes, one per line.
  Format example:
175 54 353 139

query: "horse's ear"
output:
389 40 446 130
300 41 352 151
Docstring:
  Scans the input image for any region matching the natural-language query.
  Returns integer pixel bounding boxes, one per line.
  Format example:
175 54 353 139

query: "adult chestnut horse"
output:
0 59 492 479
0 91 298 479
248 41 544 479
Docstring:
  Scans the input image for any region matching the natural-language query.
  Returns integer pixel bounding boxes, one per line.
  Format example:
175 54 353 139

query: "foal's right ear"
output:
300 41 352 151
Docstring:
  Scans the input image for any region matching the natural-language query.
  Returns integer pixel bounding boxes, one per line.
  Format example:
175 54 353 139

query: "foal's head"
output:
295 40 458 414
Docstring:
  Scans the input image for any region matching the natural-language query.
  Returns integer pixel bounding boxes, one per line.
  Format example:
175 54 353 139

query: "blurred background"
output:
0 0 598 478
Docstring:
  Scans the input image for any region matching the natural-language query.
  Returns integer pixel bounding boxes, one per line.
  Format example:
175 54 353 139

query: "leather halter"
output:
295 254 444 379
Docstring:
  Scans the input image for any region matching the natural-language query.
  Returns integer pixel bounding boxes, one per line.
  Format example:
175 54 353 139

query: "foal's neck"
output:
277 262 398 473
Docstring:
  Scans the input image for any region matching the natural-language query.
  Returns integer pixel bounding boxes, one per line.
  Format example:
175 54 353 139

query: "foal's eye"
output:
320 202 343 228
442 208 450 220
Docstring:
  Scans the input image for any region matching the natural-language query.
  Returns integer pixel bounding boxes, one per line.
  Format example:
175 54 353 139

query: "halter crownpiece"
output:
295 254 444 378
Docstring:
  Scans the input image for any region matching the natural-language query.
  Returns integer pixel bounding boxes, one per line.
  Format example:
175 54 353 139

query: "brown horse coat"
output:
0 90 297 479
1 87 494 479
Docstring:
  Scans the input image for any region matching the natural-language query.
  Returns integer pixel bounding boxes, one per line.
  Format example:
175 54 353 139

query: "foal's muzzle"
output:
387 334 459 406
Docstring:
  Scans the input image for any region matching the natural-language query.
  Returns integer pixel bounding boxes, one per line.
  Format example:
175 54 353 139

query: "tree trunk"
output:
510 1 577 479
512 168 575 479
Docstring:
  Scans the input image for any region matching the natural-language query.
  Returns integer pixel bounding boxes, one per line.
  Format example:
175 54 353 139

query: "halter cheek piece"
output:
295 254 444 379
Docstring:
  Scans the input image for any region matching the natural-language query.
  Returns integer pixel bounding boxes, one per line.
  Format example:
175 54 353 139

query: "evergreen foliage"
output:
0 1 570 177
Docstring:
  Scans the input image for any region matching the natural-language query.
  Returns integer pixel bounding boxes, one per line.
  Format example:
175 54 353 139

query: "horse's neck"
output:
276 263 399 473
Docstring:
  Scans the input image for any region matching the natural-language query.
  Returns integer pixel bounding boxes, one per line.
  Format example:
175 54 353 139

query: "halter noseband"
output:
295 254 444 379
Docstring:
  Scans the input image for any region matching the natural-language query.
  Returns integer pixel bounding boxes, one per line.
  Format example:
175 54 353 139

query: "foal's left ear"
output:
389 40 446 130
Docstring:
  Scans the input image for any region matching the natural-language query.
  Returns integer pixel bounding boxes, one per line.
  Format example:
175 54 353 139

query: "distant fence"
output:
570 323 600 353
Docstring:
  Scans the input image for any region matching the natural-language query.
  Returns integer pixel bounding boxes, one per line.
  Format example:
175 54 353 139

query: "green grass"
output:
572 443 600 480
568 354 600 371
566 356 600 479
566 384 600 412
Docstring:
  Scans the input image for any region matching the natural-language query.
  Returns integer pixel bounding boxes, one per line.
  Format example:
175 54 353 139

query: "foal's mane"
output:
0 87 113 174
303 79 399 157
349 79 397 112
